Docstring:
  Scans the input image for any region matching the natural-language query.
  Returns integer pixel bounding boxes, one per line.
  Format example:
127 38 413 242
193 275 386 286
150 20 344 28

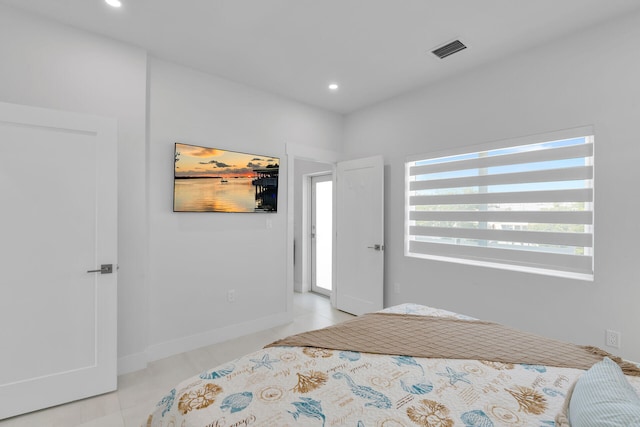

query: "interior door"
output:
311 174 333 296
335 155 384 315
0 102 118 419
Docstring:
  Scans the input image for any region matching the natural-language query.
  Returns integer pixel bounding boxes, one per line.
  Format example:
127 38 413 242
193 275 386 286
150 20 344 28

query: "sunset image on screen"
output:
173 143 279 212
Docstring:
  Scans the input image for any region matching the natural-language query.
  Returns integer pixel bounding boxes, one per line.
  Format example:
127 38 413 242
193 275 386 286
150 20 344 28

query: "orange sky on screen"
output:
175 143 278 177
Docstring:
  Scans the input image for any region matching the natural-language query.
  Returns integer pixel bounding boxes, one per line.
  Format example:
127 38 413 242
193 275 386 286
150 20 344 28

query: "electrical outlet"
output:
605 329 621 349
227 289 236 303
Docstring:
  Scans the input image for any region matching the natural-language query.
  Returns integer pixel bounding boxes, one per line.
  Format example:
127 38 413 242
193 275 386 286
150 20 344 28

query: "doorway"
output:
291 156 334 299
310 173 333 296
0 102 118 418
286 145 383 316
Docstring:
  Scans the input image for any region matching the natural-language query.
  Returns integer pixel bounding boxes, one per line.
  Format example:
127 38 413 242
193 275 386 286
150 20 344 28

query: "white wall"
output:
0 4 149 370
146 58 343 359
0 4 343 372
343 11 640 361
5 0 638 371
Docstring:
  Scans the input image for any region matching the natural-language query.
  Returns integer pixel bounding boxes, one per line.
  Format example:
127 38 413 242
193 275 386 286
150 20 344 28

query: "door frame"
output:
286 144 338 314
308 172 333 297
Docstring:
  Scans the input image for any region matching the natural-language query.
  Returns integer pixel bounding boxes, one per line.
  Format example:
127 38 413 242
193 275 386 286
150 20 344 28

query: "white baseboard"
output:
294 280 310 293
118 351 148 376
118 311 293 375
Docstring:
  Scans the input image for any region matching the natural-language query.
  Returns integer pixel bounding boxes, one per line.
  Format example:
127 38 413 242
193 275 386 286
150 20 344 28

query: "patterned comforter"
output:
143 304 640 426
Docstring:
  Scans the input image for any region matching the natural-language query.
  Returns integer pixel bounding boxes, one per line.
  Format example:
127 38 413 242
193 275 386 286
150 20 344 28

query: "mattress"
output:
142 304 640 426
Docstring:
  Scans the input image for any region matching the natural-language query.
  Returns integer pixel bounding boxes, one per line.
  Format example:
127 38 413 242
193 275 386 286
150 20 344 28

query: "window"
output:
405 127 594 280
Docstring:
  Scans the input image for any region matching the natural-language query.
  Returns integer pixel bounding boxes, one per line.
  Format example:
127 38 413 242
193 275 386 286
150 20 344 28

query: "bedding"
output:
266 313 640 375
143 304 640 427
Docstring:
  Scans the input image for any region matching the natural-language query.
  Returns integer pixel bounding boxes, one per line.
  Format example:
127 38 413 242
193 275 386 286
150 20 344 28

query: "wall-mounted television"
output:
173 143 279 213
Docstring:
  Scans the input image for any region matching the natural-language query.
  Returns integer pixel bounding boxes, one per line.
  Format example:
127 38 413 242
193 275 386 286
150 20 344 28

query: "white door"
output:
0 102 118 419
311 174 333 296
335 156 384 315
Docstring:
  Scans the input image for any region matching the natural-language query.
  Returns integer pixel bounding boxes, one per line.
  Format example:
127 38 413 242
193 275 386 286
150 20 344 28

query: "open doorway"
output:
292 158 334 298
287 146 384 317
310 173 333 296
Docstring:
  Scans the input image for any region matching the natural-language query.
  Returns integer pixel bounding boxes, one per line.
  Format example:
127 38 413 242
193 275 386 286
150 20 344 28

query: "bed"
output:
143 304 640 426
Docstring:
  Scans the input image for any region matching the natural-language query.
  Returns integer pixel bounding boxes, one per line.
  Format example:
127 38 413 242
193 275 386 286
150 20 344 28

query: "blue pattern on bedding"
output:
199 363 235 380
332 372 392 409
339 350 361 361
288 397 325 426
461 409 494 426
156 388 175 417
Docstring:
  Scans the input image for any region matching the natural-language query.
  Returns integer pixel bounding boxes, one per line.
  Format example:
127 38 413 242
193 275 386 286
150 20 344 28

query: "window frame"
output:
404 126 594 281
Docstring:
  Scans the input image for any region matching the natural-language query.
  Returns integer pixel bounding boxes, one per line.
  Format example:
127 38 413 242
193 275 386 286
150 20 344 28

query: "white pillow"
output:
569 357 640 426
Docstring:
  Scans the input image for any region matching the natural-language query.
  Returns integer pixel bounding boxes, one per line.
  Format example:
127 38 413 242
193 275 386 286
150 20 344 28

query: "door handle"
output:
87 264 113 274
367 244 384 251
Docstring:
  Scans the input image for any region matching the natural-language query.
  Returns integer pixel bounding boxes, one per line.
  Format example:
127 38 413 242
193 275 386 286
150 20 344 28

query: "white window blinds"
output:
405 127 594 280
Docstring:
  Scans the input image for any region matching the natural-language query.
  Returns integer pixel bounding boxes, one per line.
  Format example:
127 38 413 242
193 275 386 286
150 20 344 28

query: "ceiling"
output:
2 0 640 114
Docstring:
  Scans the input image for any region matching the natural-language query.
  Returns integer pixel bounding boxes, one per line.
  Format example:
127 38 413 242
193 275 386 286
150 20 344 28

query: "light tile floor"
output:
1 292 353 427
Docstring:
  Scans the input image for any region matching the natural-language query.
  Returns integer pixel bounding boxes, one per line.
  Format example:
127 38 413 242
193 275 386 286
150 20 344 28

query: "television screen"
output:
173 143 279 212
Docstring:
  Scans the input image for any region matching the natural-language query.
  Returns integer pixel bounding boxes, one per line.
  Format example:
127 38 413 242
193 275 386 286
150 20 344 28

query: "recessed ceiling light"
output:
105 0 122 8
328 83 339 91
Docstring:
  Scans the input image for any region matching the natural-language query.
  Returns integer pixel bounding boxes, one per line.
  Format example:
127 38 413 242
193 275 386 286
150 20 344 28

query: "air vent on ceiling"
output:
431 40 467 59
